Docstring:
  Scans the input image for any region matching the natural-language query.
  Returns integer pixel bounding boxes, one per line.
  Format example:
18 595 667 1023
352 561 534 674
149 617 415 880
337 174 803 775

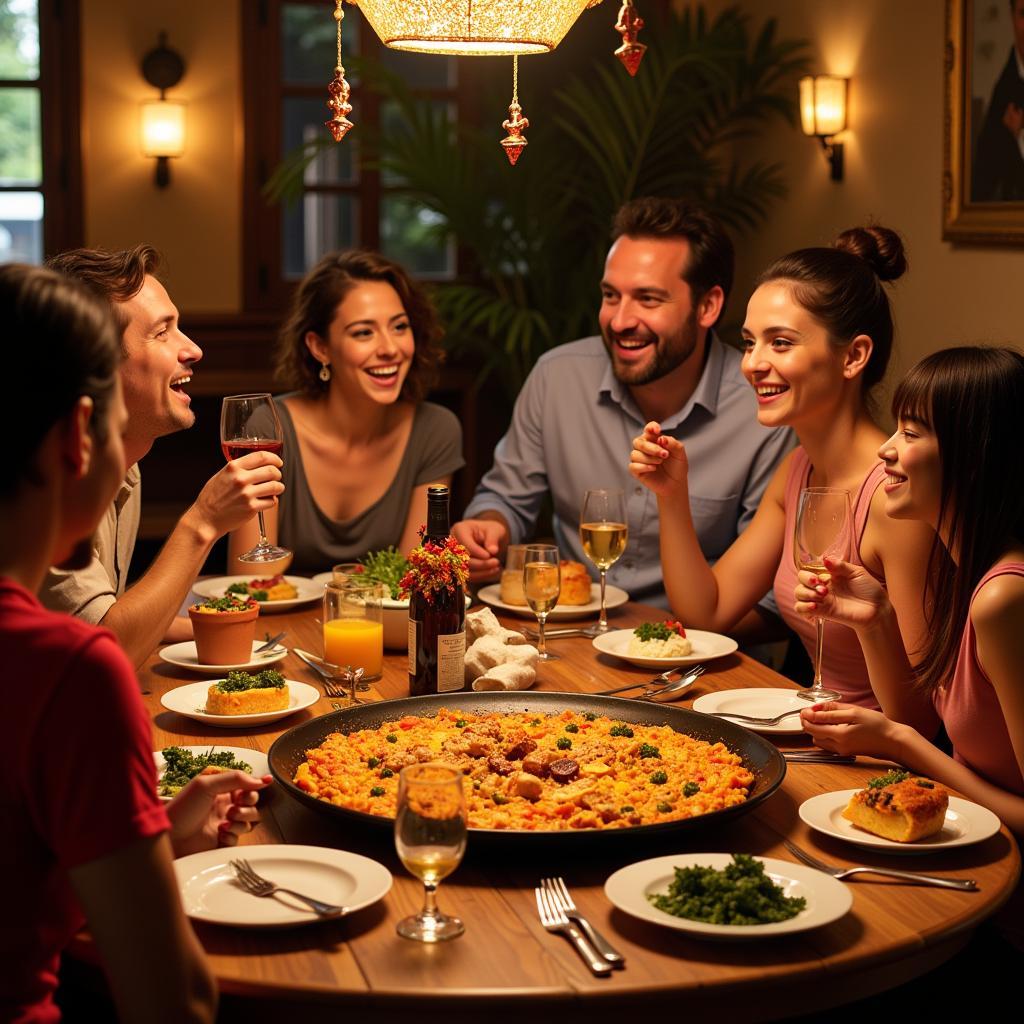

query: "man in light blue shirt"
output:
453 197 793 628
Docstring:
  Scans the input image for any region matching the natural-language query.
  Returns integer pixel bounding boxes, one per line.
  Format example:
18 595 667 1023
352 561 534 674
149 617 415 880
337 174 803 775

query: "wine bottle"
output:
408 485 467 695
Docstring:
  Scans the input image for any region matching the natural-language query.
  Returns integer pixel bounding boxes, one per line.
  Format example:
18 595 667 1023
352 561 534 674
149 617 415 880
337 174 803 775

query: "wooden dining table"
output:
79 596 1021 1023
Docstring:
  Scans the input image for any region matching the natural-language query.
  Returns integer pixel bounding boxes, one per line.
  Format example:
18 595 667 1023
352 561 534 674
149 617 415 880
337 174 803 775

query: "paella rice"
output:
293 708 754 831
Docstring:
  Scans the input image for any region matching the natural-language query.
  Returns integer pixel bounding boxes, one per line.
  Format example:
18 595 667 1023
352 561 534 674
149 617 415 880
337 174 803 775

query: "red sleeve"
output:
28 632 169 869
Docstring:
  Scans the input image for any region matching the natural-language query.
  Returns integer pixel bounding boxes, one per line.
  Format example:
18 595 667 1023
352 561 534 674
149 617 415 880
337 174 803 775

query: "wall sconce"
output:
799 75 848 182
139 32 186 188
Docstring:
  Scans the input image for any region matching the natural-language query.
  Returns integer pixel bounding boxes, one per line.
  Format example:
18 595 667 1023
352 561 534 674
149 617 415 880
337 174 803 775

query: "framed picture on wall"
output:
944 0 1024 243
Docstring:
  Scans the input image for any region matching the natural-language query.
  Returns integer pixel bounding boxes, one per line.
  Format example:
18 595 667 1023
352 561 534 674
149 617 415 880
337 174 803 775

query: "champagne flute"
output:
794 487 853 703
394 763 467 942
523 544 561 660
220 393 290 564
580 489 628 633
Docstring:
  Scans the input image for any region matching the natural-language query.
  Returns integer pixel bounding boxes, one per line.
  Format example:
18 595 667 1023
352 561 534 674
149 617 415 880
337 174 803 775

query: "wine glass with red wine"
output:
220 393 290 564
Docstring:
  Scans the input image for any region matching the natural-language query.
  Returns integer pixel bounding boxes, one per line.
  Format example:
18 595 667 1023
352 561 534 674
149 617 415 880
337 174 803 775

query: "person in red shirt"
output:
0 263 267 1023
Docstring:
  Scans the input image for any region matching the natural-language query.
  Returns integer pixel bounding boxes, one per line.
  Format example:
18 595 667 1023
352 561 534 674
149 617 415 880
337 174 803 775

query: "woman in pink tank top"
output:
630 226 933 709
800 347 1024 836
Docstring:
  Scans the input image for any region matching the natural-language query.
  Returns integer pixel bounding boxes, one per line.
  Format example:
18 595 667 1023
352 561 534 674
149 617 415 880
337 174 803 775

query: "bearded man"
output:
452 197 793 624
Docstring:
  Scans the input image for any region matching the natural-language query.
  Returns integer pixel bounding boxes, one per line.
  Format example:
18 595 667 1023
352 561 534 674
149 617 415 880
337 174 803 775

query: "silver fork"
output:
535 886 612 975
230 858 348 916
596 664 704 697
542 877 624 966
707 708 801 726
293 649 364 703
783 841 978 891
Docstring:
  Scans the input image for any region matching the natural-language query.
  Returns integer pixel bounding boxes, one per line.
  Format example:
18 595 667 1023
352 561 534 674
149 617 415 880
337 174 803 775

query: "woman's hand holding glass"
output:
799 702 908 761
628 421 690 497
794 556 894 632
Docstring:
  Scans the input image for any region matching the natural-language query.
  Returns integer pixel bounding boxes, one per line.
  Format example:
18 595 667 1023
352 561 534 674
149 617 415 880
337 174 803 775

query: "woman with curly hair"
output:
229 251 464 574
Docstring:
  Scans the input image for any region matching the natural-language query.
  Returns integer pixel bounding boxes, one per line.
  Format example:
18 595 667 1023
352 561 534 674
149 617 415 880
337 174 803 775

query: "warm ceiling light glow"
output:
354 0 598 56
140 100 186 158
799 75 847 138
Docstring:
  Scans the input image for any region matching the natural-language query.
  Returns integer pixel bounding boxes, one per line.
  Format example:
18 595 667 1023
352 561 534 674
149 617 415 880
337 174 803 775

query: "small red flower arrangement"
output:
399 530 470 604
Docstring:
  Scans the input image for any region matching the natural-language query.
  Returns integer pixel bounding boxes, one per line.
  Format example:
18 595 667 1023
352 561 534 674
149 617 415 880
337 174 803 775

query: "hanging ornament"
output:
325 0 354 142
499 55 529 166
613 0 647 77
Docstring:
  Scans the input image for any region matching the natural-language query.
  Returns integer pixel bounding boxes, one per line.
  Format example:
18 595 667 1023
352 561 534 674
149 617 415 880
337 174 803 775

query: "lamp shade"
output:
799 76 847 137
355 0 597 55
140 100 186 157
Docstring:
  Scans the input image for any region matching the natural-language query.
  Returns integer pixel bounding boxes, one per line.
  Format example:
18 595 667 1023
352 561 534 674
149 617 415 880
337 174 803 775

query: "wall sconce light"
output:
799 75 848 182
139 32 186 188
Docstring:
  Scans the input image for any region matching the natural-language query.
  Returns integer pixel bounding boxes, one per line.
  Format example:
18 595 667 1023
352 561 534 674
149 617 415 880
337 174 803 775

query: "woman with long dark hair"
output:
799 347 1024 834
629 226 934 707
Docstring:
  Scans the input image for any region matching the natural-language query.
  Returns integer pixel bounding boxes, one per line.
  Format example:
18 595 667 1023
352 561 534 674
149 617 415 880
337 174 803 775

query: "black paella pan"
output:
268 691 786 847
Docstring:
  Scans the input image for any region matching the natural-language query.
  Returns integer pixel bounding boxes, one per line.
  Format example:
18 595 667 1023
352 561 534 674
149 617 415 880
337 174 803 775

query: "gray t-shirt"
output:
274 397 464 574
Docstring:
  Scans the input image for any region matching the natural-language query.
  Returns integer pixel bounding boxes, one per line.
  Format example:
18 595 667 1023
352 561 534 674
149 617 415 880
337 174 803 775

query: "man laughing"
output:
40 246 284 667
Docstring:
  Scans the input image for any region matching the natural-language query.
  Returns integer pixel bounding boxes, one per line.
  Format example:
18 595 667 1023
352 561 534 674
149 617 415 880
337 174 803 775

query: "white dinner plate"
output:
605 853 851 941
158 640 288 675
153 745 270 801
798 790 1002 854
160 679 320 728
477 582 629 621
591 628 738 668
191 575 323 612
174 844 392 927
692 688 808 736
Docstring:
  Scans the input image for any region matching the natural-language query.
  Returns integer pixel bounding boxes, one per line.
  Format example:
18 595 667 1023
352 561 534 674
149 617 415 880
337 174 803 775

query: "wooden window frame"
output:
241 0 466 311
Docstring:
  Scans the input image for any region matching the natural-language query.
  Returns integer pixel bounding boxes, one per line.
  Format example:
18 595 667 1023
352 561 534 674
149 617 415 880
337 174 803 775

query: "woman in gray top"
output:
228 251 464 576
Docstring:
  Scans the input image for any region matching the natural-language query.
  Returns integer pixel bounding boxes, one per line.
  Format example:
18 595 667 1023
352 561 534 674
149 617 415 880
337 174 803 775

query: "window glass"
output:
282 1 360 85
0 190 43 262
379 47 454 90
283 95 356 185
0 86 40 185
282 192 357 279
0 0 39 80
380 195 453 277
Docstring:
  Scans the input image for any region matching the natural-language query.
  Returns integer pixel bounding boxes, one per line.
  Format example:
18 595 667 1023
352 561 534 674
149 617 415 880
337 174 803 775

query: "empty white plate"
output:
692 688 808 735
174 844 392 927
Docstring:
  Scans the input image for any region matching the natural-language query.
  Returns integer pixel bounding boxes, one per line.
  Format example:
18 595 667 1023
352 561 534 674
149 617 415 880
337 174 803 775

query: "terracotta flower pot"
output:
189 602 260 665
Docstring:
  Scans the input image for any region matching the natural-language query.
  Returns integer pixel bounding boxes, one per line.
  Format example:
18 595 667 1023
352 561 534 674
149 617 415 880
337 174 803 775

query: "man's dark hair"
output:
611 197 735 317
1 263 120 499
46 245 161 347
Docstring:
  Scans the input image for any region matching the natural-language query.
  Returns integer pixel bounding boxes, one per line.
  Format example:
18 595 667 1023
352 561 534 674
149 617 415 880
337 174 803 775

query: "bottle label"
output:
408 617 417 677
437 631 466 693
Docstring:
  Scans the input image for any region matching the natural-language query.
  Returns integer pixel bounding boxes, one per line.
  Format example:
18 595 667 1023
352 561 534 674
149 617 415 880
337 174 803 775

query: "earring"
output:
319 362 331 382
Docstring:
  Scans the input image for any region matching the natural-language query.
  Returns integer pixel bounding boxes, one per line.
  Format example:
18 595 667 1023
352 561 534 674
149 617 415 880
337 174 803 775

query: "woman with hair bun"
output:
229 250 464 574
798 347 1024 835
629 226 934 707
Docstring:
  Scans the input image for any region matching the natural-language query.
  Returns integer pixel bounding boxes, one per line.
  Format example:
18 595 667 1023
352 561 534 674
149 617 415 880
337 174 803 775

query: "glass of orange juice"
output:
323 580 385 703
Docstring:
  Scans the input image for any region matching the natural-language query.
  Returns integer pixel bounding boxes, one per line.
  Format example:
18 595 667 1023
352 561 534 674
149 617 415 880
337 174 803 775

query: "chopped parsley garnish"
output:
250 589 269 601
225 582 249 595
649 770 668 785
610 724 634 738
386 733 398 743
493 793 511 805
215 669 285 693
583 712 597 722
638 743 661 759
370 786 385 797
565 723 579 734
193 593 257 613
455 718 468 728
380 768 395 779
620 805 635 813
648 854 807 926
866 769 910 789
556 737 572 750
633 620 685 642
683 781 700 797
367 756 380 769
656 801 673 813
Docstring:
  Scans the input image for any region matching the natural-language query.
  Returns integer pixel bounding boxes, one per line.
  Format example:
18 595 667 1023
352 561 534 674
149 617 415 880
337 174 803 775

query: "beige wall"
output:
706 0 1021 391
81 0 242 311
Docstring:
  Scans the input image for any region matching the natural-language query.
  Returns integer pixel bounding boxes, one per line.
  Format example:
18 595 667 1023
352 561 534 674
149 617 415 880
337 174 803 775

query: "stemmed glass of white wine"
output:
794 487 852 703
394 763 467 943
580 489 628 634
523 544 561 661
